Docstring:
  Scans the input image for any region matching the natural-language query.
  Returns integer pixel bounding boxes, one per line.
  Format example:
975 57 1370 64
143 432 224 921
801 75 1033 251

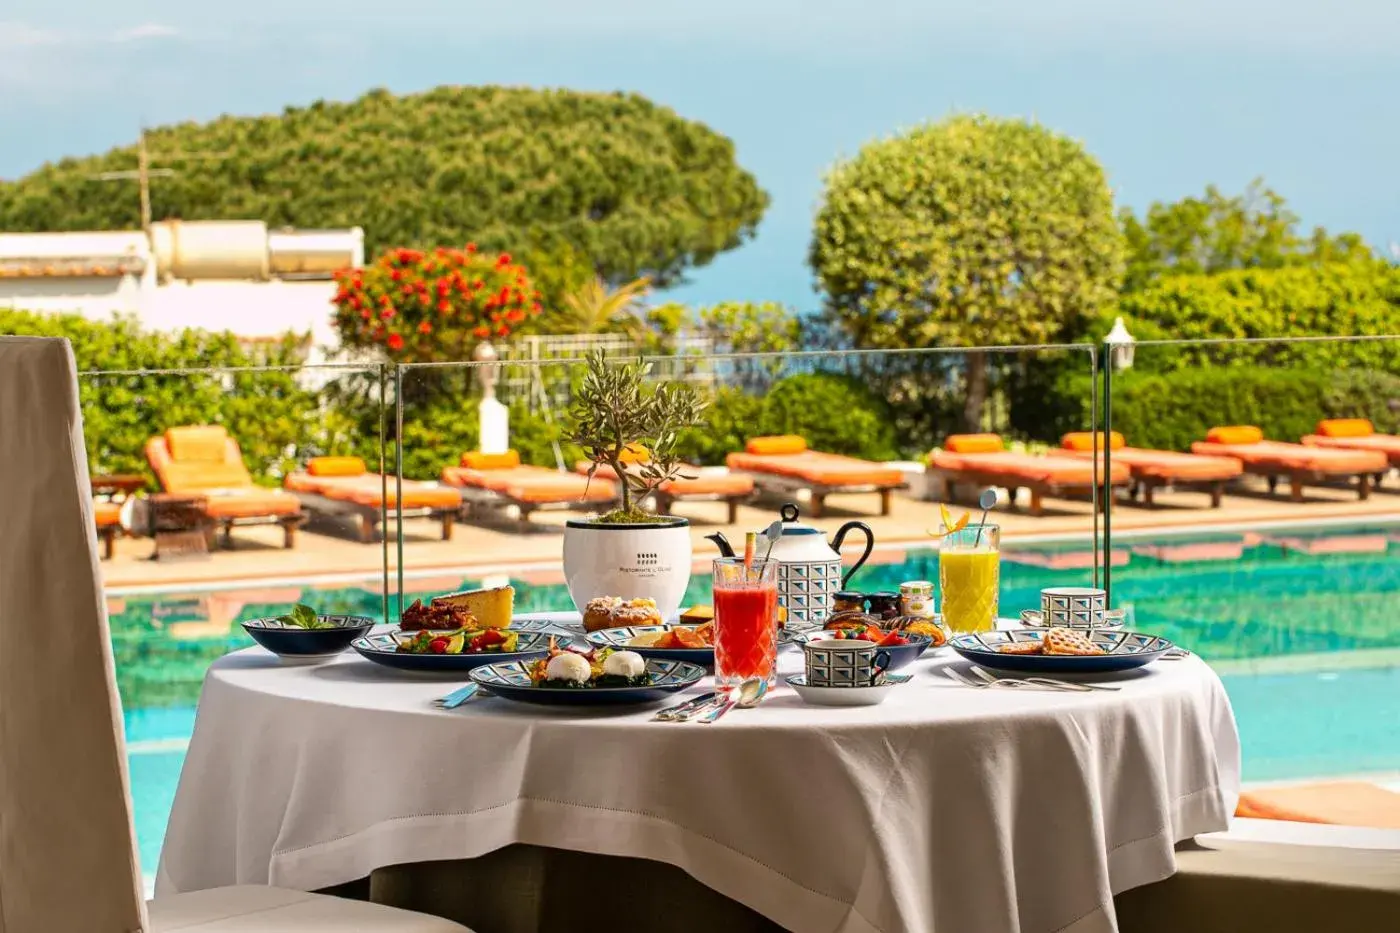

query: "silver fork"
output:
944 667 1018 690
968 665 1114 692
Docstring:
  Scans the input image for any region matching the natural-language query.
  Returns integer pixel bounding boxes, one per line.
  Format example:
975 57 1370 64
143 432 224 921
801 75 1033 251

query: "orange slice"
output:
930 503 970 538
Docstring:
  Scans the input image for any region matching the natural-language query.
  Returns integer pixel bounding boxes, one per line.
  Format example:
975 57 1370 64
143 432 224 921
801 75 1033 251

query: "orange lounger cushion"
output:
1235 782 1400 830
930 450 1130 485
199 489 302 519
944 433 1006 454
94 502 122 528
1064 447 1243 482
1061 431 1126 452
442 465 617 504
744 435 808 456
285 473 461 509
461 450 522 470
307 456 368 477
1191 439 1388 474
726 450 903 487
1316 418 1374 438
1302 433 1400 465
577 462 753 497
1206 425 1265 445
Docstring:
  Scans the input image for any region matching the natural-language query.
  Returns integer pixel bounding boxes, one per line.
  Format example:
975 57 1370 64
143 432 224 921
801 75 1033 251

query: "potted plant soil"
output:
562 352 707 620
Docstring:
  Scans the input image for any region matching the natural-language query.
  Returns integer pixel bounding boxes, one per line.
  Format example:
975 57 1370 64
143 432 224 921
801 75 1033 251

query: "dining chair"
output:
0 336 471 932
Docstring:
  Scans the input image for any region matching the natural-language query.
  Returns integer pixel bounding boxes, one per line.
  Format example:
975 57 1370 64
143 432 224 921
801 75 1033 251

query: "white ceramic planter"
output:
562 517 692 619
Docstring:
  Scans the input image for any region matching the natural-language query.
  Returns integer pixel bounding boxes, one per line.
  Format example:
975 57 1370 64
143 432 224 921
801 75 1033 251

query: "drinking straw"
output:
744 531 757 578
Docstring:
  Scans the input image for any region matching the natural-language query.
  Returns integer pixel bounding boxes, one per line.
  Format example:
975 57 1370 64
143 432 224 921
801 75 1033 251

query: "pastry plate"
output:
949 629 1176 674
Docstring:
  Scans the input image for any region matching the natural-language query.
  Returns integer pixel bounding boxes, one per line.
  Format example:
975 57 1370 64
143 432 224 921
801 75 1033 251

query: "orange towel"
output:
1236 782 1400 830
1302 433 1400 466
442 465 617 504
929 450 1131 485
1192 439 1388 474
1063 446 1243 482
726 450 902 487
285 473 461 509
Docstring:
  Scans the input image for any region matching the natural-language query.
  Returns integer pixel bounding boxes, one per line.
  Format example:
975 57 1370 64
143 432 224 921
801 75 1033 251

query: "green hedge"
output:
1013 364 1400 452
676 371 898 465
0 309 343 483
1105 262 1400 371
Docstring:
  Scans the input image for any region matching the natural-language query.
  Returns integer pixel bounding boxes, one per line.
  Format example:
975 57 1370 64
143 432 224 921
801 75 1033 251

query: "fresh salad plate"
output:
585 624 715 667
351 629 554 674
792 629 933 671
470 657 706 706
949 629 1176 674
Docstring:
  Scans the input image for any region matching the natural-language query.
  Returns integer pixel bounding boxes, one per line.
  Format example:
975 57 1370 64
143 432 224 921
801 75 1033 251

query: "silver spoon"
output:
699 678 767 723
973 489 997 546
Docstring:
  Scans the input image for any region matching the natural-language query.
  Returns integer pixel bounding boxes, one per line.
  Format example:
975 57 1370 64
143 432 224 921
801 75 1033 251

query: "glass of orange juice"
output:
938 523 1000 633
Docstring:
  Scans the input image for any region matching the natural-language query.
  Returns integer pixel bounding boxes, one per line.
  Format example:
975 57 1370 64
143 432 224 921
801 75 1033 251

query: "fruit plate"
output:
584 625 714 667
351 630 554 674
469 658 706 706
949 629 1176 674
791 630 933 671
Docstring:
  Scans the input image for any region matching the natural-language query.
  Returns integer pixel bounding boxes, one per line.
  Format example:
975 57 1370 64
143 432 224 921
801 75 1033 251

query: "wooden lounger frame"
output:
1246 464 1372 502
738 472 903 518
931 467 1130 518
206 512 306 550
652 487 753 525
292 490 456 543
1128 477 1231 509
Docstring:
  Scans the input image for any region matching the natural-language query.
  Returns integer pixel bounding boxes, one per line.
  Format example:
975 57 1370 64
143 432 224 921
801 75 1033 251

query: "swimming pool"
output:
119 521 1400 877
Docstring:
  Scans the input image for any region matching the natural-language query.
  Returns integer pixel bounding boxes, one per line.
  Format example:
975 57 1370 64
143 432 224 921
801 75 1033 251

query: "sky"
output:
2 1 1398 311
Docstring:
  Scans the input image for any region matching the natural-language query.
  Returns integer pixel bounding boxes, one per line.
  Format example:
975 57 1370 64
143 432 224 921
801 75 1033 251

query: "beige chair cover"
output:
0 337 146 932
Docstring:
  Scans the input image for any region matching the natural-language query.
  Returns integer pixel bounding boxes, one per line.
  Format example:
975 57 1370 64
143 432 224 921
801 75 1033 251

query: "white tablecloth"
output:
157 621 1240 933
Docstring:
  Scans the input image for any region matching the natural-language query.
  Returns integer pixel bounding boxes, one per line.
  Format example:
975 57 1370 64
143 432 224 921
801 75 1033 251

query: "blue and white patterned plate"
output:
351 630 554 674
585 625 715 667
949 629 1176 674
469 658 706 706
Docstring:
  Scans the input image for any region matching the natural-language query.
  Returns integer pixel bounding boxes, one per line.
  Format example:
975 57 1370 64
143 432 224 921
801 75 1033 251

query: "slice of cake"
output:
432 585 515 629
679 605 714 624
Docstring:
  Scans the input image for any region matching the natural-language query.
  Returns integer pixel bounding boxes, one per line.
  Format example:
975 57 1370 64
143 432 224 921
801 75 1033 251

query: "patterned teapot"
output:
706 503 875 630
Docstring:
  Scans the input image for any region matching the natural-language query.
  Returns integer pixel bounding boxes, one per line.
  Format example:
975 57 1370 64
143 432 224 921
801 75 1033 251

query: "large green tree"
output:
0 86 769 296
1119 178 1372 292
810 114 1124 429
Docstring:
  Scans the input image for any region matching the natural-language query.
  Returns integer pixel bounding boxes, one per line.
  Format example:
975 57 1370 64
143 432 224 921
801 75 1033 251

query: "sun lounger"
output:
285 456 462 542
724 435 904 517
1060 431 1243 508
1235 781 1400 829
574 448 754 524
144 426 304 548
1191 425 1387 501
441 450 617 526
1301 419 1400 474
94 501 122 560
927 433 1131 516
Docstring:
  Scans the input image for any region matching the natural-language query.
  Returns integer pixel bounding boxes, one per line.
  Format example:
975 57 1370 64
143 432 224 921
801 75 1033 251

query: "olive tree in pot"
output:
562 351 707 620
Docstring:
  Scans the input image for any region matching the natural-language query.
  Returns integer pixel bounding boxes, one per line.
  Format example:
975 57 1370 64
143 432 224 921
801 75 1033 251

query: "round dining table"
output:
156 615 1241 933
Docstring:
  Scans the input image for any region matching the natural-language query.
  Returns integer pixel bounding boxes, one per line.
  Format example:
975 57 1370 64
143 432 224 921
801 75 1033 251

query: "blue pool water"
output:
119 522 1400 875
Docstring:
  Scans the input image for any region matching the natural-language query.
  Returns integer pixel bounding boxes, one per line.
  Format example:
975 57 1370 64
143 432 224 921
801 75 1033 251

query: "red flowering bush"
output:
332 244 542 362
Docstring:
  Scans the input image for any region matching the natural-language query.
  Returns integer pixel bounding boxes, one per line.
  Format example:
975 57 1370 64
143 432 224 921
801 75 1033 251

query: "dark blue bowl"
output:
351 630 554 675
796 631 933 672
470 658 705 706
242 615 374 662
949 629 1176 674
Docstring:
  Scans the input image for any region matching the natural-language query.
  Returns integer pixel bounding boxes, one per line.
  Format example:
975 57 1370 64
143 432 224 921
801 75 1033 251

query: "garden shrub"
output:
1011 364 1400 452
0 308 342 484
675 387 765 466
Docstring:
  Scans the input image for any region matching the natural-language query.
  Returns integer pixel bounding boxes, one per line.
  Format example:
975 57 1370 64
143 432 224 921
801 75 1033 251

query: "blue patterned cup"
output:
802 639 892 687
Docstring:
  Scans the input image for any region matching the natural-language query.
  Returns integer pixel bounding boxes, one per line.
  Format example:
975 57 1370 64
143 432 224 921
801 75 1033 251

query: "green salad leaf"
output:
278 604 331 630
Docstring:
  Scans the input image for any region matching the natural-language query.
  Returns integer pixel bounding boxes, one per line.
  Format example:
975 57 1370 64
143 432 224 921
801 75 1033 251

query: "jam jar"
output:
899 581 934 619
832 591 867 614
866 592 901 622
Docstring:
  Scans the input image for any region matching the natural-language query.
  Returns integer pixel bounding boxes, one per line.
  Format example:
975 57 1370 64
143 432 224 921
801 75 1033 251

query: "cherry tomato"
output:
429 637 449 654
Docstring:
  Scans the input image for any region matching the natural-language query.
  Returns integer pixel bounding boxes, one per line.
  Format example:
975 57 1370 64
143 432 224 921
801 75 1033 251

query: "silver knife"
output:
652 691 718 722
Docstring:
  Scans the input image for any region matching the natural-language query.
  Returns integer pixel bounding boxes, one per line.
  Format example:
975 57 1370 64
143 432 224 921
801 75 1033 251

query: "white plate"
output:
785 673 911 707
